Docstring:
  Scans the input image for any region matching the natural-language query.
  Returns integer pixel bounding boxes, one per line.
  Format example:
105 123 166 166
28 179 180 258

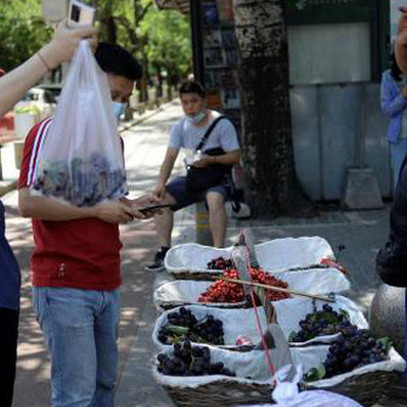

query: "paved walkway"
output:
1 100 405 406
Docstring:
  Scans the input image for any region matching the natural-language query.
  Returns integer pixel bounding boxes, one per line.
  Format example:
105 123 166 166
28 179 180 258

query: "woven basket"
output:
163 380 272 407
305 370 399 407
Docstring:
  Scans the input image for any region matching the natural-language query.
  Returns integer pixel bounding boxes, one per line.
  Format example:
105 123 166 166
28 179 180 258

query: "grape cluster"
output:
157 340 236 377
290 304 357 342
33 152 127 207
323 330 389 378
158 307 225 345
207 256 235 270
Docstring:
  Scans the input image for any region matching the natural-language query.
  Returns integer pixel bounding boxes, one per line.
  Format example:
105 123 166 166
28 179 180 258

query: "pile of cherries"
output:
199 267 290 304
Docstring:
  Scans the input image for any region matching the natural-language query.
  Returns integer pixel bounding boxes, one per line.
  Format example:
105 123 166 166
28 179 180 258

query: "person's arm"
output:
19 188 133 224
0 19 97 118
193 149 241 168
153 148 179 199
380 72 407 117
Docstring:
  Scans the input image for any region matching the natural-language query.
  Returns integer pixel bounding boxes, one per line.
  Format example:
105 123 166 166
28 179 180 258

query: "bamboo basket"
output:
305 370 399 407
163 380 272 407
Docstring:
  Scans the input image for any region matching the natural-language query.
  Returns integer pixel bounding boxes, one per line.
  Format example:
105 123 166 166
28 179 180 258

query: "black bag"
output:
186 117 232 193
376 238 407 287
376 153 407 287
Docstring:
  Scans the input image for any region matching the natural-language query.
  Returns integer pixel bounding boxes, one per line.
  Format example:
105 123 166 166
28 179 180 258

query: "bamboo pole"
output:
219 277 335 303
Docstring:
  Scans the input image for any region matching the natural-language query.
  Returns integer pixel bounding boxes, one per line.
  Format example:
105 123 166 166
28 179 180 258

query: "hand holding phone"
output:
138 203 172 214
68 0 96 28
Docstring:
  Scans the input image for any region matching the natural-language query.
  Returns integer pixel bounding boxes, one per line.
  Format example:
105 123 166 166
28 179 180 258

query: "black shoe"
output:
145 247 169 272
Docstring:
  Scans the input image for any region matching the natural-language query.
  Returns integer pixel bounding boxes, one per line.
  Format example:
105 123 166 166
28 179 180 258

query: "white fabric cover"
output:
255 237 335 272
153 342 405 392
152 305 268 350
153 346 291 388
165 237 335 275
153 268 350 309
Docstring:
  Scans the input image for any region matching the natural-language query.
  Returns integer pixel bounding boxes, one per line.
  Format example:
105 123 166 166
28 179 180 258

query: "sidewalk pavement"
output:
2 100 406 407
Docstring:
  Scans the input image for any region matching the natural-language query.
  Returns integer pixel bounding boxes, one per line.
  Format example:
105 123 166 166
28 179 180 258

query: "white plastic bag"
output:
236 365 363 407
31 40 127 206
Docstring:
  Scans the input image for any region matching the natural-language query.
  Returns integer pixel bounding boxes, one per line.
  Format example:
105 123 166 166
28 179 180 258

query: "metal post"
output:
189 0 204 84
195 202 213 246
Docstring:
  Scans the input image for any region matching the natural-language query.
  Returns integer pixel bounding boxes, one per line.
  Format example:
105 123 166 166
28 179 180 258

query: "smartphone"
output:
138 203 172 213
68 0 96 27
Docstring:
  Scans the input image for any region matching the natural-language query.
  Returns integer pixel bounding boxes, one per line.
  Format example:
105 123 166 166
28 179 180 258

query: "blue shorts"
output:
166 176 229 211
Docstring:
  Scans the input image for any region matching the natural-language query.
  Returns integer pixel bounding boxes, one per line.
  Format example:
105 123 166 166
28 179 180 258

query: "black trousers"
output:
0 308 19 407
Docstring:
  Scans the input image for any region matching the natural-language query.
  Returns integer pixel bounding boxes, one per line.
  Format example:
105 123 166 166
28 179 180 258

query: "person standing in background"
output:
0 20 97 407
380 53 407 190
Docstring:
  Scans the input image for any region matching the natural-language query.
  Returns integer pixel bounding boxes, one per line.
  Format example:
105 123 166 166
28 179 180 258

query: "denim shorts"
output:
166 176 229 211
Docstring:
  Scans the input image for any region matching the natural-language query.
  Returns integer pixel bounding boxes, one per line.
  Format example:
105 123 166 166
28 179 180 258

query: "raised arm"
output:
0 20 97 118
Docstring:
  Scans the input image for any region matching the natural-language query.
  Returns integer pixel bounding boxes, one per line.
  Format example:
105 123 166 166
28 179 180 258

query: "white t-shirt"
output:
168 111 240 152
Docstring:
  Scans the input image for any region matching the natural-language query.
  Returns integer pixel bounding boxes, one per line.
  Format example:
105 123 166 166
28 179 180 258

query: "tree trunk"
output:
233 0 316 218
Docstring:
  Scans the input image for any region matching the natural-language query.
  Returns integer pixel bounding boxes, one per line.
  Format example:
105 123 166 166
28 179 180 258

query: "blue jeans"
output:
390 139 407 191
33 287 120 407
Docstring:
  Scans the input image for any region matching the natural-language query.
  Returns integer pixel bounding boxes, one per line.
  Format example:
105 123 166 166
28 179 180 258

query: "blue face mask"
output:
112 102 126 121
187 110 207 124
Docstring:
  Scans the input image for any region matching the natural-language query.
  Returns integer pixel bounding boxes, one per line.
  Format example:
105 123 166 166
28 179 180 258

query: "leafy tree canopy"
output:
140 7 192 78
0 0 52 72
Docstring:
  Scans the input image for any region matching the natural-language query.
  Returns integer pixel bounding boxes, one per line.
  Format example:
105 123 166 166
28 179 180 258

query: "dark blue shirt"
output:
0 200 20 310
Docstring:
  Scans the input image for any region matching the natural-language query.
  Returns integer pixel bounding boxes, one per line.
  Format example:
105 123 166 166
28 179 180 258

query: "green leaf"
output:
377 337 392 352
165 325 190 335
288 331 297 341
304 364 326 382
339 309 350 321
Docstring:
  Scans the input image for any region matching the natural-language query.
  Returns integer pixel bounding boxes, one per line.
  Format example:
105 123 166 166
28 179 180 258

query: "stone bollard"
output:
195 202 212 246
369 284 405 354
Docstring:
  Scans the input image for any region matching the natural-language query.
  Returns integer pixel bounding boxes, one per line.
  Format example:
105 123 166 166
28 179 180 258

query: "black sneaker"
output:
145 247 169 272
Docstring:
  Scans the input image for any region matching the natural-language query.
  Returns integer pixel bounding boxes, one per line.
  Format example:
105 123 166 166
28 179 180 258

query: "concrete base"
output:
369 284 405 355
342 167 383 209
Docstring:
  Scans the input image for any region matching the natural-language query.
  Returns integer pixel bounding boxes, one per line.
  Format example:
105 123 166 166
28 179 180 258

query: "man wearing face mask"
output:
17 43 157 407
146 81 241 271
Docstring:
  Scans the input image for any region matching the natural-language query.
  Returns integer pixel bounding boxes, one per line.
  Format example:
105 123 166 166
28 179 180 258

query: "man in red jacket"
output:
18 43 155 407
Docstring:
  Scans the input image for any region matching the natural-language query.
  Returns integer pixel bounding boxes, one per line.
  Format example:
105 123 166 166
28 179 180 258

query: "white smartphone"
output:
68 0 96 27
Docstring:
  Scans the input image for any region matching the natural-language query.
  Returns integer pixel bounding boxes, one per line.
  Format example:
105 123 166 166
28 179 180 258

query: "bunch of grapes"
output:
207 256 235 270
249 268 291 301
199 269 245 303
290 304 357 343
158 307 225 345
157 340 236 377
322 330 389 378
